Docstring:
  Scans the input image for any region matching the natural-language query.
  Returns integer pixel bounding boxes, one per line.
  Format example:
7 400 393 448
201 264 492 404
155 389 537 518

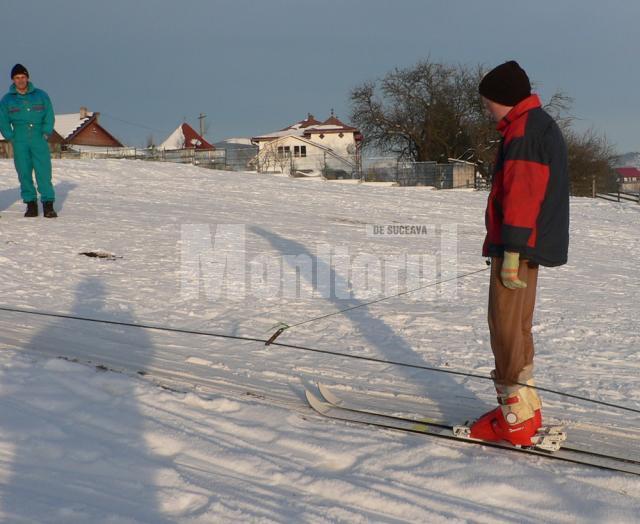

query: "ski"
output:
320 382 566 452
316 383 640 465
305 386 640 477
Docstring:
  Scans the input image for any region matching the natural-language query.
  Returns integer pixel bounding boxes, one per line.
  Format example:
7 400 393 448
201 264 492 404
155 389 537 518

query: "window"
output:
294 145 307 158
301 146 306 157
277 146 291 158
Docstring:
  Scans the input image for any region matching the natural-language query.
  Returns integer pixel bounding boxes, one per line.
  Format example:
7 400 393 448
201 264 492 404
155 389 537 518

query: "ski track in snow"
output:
0 159 638 522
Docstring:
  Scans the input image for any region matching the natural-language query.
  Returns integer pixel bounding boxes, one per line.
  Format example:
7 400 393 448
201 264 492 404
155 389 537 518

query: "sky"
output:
2 0 638 152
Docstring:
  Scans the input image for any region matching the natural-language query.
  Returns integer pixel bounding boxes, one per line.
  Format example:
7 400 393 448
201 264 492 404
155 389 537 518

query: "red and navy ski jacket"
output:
483 94 569 267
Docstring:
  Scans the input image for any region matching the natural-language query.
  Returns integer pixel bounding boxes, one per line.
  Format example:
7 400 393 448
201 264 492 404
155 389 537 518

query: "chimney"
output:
307 113 314 121
80 106 88 119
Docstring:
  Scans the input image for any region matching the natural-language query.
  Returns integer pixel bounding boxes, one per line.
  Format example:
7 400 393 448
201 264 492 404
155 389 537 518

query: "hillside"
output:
0 159 638 523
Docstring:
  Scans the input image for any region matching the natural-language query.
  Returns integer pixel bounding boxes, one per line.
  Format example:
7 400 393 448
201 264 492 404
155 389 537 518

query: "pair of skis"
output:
305 383 640 477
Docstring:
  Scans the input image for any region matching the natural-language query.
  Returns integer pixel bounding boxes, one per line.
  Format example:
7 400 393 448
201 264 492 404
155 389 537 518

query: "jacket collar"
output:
9 81 35 95
496 94 541 135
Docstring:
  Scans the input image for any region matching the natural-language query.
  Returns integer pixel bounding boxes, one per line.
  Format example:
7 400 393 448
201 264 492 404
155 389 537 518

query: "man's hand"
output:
500 251 527 289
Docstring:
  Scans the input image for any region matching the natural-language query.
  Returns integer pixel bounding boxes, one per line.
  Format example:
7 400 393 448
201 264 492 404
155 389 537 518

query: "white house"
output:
251 113 362 177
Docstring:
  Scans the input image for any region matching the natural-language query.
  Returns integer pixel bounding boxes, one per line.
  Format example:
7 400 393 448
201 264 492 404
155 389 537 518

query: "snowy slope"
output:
0 159 638 522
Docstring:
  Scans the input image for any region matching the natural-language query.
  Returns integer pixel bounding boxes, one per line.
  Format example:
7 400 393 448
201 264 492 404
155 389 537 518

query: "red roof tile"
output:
616 167 640 178
181 123 214 150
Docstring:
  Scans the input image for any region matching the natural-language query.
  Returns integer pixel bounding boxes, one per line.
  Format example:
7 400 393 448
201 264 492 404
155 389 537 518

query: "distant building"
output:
251 112 362 177
56 107 124 151
615 167 640 192
158 123 215 151
213 138 258 171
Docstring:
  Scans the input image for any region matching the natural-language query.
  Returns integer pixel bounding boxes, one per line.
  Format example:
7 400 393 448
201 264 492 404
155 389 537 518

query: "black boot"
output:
43 201 58 218
24 201 38 217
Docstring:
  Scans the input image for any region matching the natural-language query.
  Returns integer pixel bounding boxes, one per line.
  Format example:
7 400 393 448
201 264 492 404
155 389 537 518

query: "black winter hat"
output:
479 60 531 106
11 63 29 79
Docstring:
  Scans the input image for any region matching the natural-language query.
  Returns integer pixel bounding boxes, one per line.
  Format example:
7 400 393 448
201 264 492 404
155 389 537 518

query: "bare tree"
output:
350 59 484 162
542 91 575 131
566 127 618 196
257 141 278 173
258 141 295 174
351 58 618 195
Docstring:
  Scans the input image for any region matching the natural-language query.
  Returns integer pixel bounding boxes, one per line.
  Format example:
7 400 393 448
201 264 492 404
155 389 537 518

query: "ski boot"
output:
468 369 541 447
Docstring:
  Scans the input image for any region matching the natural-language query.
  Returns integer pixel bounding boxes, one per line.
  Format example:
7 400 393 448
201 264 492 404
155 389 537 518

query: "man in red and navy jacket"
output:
469 61 569 447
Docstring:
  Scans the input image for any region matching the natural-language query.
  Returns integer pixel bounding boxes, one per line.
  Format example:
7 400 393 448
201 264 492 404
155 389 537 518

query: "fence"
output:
596 189 640 204
56 147 228 169
254 152 475 188
254 149 357 179
362 158 477 188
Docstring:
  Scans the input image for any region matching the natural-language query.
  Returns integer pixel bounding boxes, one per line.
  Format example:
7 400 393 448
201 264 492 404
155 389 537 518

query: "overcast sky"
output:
2 0 637 152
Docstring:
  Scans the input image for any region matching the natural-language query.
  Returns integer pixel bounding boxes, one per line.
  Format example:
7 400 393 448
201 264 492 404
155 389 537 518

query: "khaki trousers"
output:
488 257 539 386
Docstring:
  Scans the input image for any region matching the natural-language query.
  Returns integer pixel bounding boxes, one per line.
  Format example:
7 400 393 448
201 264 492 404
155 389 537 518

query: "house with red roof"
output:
56 107 124 151
158 123 215 151
251 112 362 177
615 167 640 192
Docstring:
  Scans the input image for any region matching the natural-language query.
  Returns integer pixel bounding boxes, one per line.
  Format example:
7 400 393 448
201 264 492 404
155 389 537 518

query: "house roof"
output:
253 113 359 141
55 112 93 139
285 114 323 130
616 167 640 178
316 115 357 132
159 123 214 150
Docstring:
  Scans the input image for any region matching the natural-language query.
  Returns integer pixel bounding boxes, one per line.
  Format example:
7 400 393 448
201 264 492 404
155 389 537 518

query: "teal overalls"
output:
0 82 56 203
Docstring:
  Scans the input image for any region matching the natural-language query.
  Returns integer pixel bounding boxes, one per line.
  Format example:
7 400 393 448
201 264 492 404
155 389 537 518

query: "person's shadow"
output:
0 181 76 213
0 277 170 522
250 226 484 420
52 180 77 212
0 187 20 212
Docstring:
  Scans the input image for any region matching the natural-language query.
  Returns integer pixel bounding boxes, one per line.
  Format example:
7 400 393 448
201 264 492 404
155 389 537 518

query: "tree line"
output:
349 59 617 196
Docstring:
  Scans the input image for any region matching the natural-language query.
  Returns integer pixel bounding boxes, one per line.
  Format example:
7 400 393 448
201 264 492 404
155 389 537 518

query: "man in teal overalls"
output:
0 64 57 217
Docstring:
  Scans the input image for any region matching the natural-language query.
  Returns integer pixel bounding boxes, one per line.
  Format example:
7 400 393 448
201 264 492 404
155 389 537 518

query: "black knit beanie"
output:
11 63 29 79
479 61 531 106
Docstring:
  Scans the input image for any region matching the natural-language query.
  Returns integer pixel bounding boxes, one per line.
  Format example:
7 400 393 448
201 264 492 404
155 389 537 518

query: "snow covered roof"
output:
223 137 254 146
55 112 94 139
306 124 347 131
253 128 305 140
158 123 214 150
253 113 359 141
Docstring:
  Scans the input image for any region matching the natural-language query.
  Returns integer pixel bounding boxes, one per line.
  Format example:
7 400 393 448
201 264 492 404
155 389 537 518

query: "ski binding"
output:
453 424 567 452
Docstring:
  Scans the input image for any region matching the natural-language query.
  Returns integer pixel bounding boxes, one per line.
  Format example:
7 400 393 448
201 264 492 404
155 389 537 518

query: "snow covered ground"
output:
0 159 638 522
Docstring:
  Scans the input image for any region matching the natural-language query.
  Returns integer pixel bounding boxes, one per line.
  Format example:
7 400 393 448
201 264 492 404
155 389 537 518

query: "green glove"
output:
500 251 527 289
